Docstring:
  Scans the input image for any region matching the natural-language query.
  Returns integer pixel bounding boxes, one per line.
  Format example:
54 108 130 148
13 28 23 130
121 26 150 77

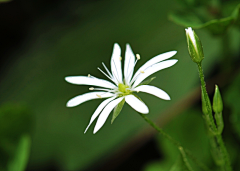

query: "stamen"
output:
102 62 118 85
92 87 116 92
102 62 113 78
96 94 102 98
88 74 91 77
140 70 145 73
119 56 122 60
89 87 94 90
137 91 139 93
136 54 140 60
98 67 114 82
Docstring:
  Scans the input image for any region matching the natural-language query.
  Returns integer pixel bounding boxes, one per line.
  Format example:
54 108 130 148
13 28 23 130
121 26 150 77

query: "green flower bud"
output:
185 27 204 64
213 85 223 113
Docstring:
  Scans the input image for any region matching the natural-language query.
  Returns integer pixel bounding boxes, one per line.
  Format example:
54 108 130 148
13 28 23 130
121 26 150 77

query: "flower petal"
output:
84 97 116 133
124 44 135 85
125 95 149 114
65 76 116 89
93 97 124 134
66 91 114 107
132 51 177 81
132 59 178 88
111 43 123 83
134 85 170 100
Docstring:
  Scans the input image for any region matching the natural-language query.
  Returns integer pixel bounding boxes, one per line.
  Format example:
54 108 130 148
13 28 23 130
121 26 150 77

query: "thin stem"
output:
216 134 232 171
197 63 216 132
138 113 211 171
197 63 232 171
179 146 194 171
215 112 224 134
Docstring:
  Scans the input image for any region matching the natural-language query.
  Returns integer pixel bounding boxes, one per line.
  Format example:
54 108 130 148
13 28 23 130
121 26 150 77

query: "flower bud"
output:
213 85 223 113
185 27 204 64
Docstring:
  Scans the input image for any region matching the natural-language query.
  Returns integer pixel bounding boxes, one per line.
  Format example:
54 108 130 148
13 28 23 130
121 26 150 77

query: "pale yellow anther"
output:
119 56 122 60
96 94 102 98
136 54 140 60
88 74 91 77
89 87 94 90
140 70 145 73
137 91 139 93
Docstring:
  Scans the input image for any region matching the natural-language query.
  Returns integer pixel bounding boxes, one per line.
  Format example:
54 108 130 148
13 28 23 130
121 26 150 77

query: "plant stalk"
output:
139 113 211 171
197 63 232 171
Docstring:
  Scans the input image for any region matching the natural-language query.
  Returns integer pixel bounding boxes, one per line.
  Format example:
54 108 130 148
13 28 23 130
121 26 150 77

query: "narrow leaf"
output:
168 3 240 35
137 77 156 87
111 98 125 124
7 134 31 171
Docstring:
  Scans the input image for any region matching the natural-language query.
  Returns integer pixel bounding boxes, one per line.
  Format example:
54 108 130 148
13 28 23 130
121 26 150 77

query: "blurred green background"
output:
0 0 240 170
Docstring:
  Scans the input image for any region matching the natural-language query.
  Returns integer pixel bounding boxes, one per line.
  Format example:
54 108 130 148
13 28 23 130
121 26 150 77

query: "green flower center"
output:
118 83 131 96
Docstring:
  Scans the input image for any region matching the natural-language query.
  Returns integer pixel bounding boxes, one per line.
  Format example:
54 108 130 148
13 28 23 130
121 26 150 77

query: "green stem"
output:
139 113 211 171
215 112 224 134
179 146 194 171
197 63 232 171
216 134 232 171
197 63 216 132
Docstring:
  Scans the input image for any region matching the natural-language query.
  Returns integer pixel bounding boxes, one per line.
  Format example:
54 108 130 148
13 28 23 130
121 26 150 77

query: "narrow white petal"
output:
111 43 123 83
124 44 135 84
125 95 149 114
93 97 124 134
134 85 170 100
66 91 114 107
185 27 196 47
65 76 116 89
132 51 177 81
84 97 116 133
132 59 178 88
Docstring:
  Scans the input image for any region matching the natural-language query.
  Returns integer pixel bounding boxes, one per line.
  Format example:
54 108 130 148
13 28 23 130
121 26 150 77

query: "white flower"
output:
65 43 178 134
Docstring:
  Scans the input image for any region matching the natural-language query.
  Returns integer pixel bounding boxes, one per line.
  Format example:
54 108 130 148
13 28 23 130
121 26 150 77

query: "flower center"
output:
118 83 131 95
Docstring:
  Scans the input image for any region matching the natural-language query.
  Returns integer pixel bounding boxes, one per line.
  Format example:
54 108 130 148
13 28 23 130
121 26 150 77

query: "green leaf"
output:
169 3 240 35
169 10 234 35
232 4 240 27
137 77 156 87
111 98 125 124
0 103 32 170
7 135 31 171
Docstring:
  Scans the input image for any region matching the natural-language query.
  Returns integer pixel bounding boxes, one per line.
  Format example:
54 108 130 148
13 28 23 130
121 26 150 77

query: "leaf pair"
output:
169 3 240 35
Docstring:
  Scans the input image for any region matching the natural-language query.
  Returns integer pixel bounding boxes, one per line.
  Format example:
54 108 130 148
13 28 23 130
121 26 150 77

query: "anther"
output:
89 87 94 90
140 70 145 73
136 54 140 60
88 74 91 77
119 57 122 60
96 94 102 98
137 91 139 93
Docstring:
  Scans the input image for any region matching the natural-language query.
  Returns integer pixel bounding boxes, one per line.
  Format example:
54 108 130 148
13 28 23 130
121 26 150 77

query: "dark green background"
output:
0 0 240 170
